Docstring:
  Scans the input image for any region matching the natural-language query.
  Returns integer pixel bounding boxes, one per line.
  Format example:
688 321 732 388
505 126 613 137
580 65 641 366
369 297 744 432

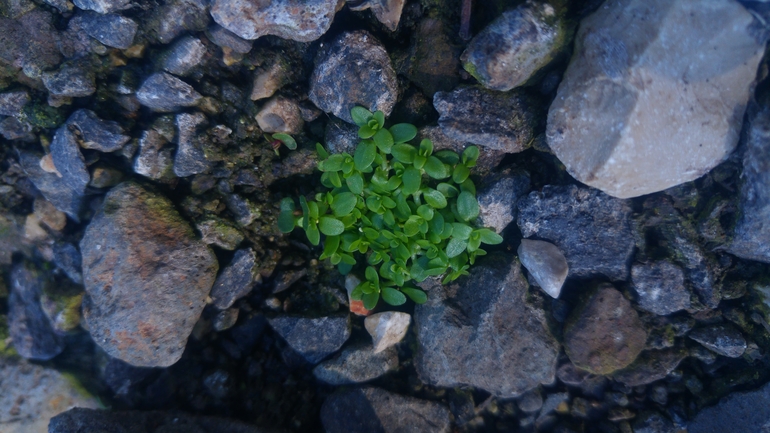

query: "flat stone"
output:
546 0 765 198
612 348 687 387
268 314 350 364
364 311 411 353
223 193 259 226
688 323 747 358
213 308 239 331
210 0 341 42
6 10 63 79
689 381 770 433
163 36 207 77
136 72 202 112
210 248 257 309
42 62 95 97
631 261 691 315
0 89 30 116
206 24 253 54
476 171 531 234
434 86 537 153
133 129 174 180
67 109 130 152
518 239 568 299
517 185 634 281
80 182 219 367
9 262 65 360
174 112 211 177
313 343 398 385
256 96 303 134
19 151 85 220
50 124 90 199
462 2 567 91
89 165 124 188
309 31 398 124
73 0 130 14
564 284 647 375
78 10 138 49
414 253 559 398
321 387 451 433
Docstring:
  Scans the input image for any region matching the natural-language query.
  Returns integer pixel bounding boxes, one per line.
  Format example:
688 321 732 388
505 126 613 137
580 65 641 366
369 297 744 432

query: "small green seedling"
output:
268 133 297 156
279 107 503 309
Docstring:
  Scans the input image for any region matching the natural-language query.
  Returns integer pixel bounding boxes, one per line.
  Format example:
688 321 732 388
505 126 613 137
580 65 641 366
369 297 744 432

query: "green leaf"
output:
354 141 376 171
278 198 296 233
331 192 357 217
338 262 353 275
381 287 407 306
429 211 444 234
434 149 460 165
346 172 364 194
316 142 329 159
299 196 310 229
390 123 417 143
446 237 468 258
363 291 380 310
321 154 346 172
391 143 416 164
402 167 422 195
358 124 376 139
423 156 447 179
452 164 470 184
365 265 379 283
272 133 296 150
401 287 427 304
478 228 503 245
437 182 459 198
373 111 385 129
306 222 320 245
424 189 447 209
417 205 434 221
351 106 373 127
385 175 402 191
328 170 342 188
319 216 345 235
413 154 426 170
373 128 394 153
457 191 480 221
404 216 421 237
460 178 476 195
366 196 382 213
320 235 340 259
467 235 481 252
462 145 480 166
419 139 433 156
452 223 473 240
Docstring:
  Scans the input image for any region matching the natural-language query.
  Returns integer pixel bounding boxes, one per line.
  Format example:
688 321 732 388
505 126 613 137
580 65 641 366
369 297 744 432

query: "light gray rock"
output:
149 0 210 44
72 0 130 14
78 10 138 49
268 314 351 364
631 261 691 315
518 239 568 298
462 1 568 91
19 152 86 220
477 171 531 234
133 129 174 180
547 0 766 198
313 344 398 385
210 248 257 309
196 216 244 250
206 24 253 54
42 62 95 97
256 96 303 134
325 118 359 155
309 31 398 124
364 311 410 353
50 124 90 199
688 323 747 358
136 72 202 112
0 89 29 116
174 112 211 177
163 36 207 77
210 0 342 42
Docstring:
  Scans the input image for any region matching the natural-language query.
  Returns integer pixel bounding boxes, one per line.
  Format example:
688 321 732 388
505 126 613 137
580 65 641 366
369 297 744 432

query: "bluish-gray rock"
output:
414 253 559 398
163 36 207 77
268 314 350 364
50 124 90 199
434 86 537 153
78 10 137 49
67 109 130 152
0 89 29 116
321 387 451 433
72 0 130 14
206 24 253 54
136 72 202 112
689 381 770 433
42 62 95 97
631 261 691 315
18 152 85 220
688 323 746 358
133 129 174 180
477 170 531 234
517 185 634 281
612 348 687 387
313 343 398 385
149 0 210 44
53 242 83 285
309 31 398 124
0 116 33 141
210 248 257 309
324 117 359 155
174 112 211 177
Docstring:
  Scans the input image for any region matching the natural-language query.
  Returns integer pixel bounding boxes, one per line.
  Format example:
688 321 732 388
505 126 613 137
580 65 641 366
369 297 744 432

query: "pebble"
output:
72 0 130 14
250 58 290 101
50 124 90 200
349 0 405 31
267 314 350 364
209 248 257 309
133 129 174 180
78 10 138 49
33 198 66 231
476 171 531 234
689 380 770 433
162 36 207 77
19 151 86 220
213 308 239 331
612 348 687 387
518 239 569 299
206 24 253 54
136 72 202 112
0 89 30 116
52 242 83 285
631 261 691 315
149 0 210 44
313 343 398 385
196 217 244 250
256 96 303 134
364 311 410 353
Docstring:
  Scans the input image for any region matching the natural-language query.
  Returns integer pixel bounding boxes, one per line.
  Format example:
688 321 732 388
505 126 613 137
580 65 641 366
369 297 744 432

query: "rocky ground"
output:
1 0 770 432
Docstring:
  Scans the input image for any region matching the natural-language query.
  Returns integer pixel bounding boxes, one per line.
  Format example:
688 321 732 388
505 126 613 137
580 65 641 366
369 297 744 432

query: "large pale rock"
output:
547 0 765 198
80 182 218 367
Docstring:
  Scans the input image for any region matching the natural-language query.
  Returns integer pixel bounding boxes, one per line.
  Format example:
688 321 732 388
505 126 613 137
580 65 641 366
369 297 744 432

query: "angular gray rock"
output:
268 314 350 364
73 0 130 14
136 72 202 112
309 31 398 124
631 261 691 315
210 248 257 309
42 62 95 97
727 107 770 263
149 0 210 44
18 152 85 220
564 284 647 375
67 109 130 152
50 124 90 198
313 344 398 385
210 0 342 42
518 239 568 298
0 116 34 141
206 24 253 54
0 89 29 116
633 412 676 433
321 387 451 433
688 323 747 358
462 2 567 91
546 0 766 198
612 348 687 387
689 381 770 433
414 253 559 398
434 86 537 153
163 36 207 77
78 10 138 49
8 262 65 360
517 185 634 281
174 112 211 177
476 170 531 234
53 242 83 285
133 129 174 180
80 182 219 367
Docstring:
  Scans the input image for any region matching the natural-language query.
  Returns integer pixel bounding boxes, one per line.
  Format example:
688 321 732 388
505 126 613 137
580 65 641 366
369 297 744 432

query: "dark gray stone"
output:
79 11 137 49
67 109 130 152
461 2 567 91
80 182 219 367
224 194 259 226
272 269 307 294
210 0 340 42
102 357 156 396
210 248 256 309
727 107 770 263
72 0 130 14
2 10 63 79
19 152 85 220
631 261 691 315
324 117 359 155
309 31 398 124
174 112 211 177
406 16 461 96
268 314 350 364
564 284 647 375
434 86 537 153
50 124 90 198
689 381 770 433
206 24 253 54
42 62 95 97
271 148 318 181
321 387 451 433
149 0 210 44
0 89 29 116
414 253 559 398
49 408 279 433
517 389 543 413
477 170 531 234
688 323 747 358
136 72 202 112
517 185 635 281
0 116 34 141
632 411 676 433
8 261 65 360
313 344 398 385
612 348 687 387
133 129 174 180
53 242 83 285
163 36 207 77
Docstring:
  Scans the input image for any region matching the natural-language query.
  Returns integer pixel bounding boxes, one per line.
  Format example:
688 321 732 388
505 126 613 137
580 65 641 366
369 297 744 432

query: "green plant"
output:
278 107 503 309
268 132 297 156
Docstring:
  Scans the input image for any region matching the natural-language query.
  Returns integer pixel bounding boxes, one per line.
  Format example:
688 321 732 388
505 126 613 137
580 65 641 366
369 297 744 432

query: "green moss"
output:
22 103 65 129
0 315 18 358
462 61 482 83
